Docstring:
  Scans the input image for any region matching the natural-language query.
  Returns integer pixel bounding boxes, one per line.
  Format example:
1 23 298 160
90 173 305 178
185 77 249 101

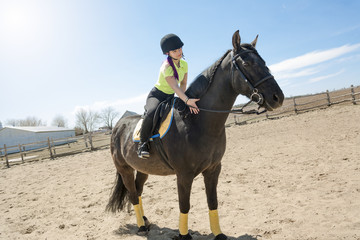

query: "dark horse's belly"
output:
118 117 177 176
125 150 176 176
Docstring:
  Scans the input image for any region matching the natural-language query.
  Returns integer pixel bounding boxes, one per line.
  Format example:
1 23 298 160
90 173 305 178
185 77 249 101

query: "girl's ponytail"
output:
167 56 179 81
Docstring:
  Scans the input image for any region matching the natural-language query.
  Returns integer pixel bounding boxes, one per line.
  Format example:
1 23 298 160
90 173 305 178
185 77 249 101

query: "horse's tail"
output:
106 172 129 213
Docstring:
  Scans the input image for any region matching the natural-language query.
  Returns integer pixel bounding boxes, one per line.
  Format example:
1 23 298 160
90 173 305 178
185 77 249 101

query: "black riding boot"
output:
138 117 153 159
137 142 150 159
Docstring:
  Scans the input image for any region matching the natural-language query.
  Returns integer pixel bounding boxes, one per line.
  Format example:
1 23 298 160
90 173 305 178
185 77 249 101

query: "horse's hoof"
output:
214 233 228 240
143 216 151 228
177 233 192 240
137 226 148 236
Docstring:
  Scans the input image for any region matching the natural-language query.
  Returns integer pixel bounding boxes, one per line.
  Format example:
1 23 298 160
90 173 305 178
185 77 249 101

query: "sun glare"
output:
0 2 52 57
6 8 27 28
1 5 37 40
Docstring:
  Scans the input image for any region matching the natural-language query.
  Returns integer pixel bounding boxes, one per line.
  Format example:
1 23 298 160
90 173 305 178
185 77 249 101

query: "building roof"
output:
121 110 138 119
0 126 74 133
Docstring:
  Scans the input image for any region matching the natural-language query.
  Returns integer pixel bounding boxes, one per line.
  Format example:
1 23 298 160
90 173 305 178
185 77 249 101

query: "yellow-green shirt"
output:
155 59 188 94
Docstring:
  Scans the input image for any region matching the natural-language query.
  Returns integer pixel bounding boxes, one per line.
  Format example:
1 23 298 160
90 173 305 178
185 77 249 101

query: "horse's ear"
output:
232 30 241 52
251 34 259 48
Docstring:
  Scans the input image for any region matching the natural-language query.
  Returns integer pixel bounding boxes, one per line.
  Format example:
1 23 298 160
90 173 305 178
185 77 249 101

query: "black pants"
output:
140 87 174 142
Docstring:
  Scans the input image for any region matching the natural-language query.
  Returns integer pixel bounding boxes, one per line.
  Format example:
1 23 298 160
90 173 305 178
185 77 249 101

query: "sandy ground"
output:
1 105 359 240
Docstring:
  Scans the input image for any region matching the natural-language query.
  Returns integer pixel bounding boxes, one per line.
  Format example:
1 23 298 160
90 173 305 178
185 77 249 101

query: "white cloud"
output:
72 93 147 114
333 24 360 36
308 69 345 83
275 67 319 80
66 93 148 128
269 43 360 85
269 43 360 74
336 53 360 63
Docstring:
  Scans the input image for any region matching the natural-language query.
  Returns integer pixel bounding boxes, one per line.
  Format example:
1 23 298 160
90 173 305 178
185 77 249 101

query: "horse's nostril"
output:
273 94 279 102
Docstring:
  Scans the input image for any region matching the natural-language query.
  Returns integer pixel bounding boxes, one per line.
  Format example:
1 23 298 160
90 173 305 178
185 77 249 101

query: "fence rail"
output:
228 84 359 126
1 131 111 168
2 85 359 168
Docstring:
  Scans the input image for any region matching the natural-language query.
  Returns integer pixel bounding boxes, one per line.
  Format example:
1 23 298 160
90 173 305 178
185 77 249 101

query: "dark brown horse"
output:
106 31 284 240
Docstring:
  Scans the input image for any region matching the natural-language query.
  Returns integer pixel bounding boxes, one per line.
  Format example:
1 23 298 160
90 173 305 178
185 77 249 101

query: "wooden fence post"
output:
326 90 331 106
18 144 24 163
4 144 10 168
293 97 298 114
351 85 356 105
47 137 53 159
51 138 56 156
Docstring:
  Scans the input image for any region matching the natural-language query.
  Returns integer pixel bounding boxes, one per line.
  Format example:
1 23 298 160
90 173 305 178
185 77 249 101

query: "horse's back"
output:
111 115 141 154
110 114 175 175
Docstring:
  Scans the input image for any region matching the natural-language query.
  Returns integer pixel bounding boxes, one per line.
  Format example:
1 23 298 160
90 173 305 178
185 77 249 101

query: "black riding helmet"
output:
160 34 184 54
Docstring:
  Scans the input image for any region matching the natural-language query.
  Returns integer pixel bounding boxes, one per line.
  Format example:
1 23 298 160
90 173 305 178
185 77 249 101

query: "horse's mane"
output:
185 49 232 98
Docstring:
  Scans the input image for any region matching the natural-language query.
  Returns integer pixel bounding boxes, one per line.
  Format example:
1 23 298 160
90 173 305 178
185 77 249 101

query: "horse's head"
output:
231 30 284 111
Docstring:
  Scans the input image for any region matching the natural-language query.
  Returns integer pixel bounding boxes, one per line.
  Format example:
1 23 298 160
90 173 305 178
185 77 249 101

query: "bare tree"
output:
19 117 45 126
75 109 100 133
75 109 89 133
88 110 101 132
6 117 45 126
6 119 18 127
100 107 119 130
52 115 67 127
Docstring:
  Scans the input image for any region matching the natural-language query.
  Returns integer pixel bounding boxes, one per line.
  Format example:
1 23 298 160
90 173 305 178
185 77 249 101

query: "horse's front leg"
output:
203 164 228 240
177 174 194 240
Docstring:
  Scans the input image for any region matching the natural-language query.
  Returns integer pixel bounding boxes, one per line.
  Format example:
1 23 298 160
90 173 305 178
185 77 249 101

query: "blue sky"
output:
1 0 360 128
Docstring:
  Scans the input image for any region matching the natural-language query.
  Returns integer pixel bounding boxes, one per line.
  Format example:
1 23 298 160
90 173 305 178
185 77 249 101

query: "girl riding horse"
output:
138 34 200 159
107 31 284 240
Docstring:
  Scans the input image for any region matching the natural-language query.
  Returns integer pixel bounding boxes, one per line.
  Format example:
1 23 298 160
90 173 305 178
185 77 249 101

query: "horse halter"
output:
185 49 274 115
231 49 274 107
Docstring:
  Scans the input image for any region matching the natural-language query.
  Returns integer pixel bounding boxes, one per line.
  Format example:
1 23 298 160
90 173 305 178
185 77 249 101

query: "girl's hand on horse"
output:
187 98 200 114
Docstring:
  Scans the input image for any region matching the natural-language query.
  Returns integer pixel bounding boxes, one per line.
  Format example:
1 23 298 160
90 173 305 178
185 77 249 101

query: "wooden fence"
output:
1 85 359 168
1 131 111 168
228 84 360 126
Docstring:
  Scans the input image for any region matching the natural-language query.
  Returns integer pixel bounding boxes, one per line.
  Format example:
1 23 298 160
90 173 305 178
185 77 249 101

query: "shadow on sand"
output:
113 223 260 240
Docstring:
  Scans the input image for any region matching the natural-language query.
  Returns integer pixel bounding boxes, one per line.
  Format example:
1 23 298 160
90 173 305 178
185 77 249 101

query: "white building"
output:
0 126 75 153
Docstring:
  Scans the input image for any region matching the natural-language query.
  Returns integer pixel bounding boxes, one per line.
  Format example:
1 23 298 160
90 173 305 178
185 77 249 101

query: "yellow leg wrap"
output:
209 209 222 236
139 196 145 217
179 213 189 236
133 204 145 227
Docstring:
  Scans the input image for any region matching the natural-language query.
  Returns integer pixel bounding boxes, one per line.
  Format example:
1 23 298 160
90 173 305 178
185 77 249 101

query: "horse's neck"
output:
196 54 237 135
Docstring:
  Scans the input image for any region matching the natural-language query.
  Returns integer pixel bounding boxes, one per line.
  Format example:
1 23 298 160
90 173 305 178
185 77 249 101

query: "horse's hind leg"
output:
135 171 150 228
117 166 148 234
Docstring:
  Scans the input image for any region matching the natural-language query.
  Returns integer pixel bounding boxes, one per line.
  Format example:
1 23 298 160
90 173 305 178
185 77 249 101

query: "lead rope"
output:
187 104 267 115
